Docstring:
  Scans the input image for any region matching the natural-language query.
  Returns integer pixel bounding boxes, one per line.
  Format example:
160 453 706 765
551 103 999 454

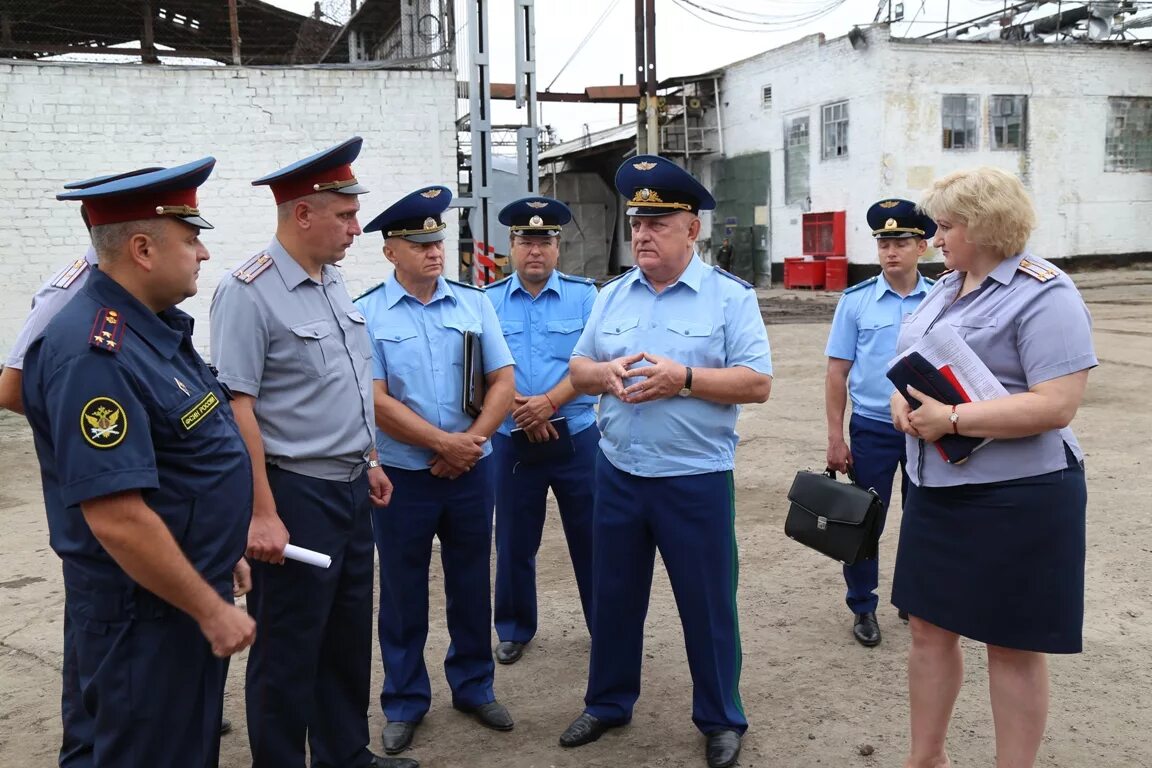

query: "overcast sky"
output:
268 0 1011 142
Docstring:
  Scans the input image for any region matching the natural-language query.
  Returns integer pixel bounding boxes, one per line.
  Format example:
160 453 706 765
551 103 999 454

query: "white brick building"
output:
708 26 1152 272
0 61 457 355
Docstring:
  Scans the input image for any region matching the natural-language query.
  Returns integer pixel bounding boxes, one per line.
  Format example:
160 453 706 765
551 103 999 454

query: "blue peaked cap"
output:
498 196 571 237
867 198 937 239
364 185 453 243
614 154 715 216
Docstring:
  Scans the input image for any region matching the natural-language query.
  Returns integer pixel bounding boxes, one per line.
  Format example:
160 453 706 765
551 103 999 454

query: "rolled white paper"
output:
282 544 332 569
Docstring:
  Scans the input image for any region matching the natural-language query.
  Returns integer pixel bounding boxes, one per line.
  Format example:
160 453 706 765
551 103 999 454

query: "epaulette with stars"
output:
446 278 484 292
50 258 90 289
842 276 878 295
232 252 274 284
559 273 595 285
713 266 753 289
483 275 512 291
89 307 125 353
1017 257 1060 283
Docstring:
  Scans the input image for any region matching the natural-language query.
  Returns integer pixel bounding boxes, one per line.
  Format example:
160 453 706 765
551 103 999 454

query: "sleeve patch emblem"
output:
82 397 127 448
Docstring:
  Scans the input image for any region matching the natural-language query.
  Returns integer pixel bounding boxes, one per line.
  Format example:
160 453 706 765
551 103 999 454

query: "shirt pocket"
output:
666 318 715 365
162 389 225 441
952 315 998 342
374 325 421 374
598 315 641 359
344 310 373 360
290 320 337 379
545 318 584 360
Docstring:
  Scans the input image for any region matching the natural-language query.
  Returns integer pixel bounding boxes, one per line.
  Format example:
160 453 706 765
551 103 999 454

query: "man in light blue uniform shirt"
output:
560 156 773 768
824 198 936 648
484 196 598 666
355 186 516 757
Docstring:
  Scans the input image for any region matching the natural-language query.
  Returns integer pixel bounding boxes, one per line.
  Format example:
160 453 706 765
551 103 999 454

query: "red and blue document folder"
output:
886 351 985 465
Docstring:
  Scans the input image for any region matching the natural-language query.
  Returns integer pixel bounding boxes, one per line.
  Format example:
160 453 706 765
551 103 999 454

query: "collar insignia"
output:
82 397 127 449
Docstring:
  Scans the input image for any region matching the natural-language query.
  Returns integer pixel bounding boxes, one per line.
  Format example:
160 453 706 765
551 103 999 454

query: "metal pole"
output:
644 0 659 155
635 0 647 154
515 0 539 195
467 0 494 284
227 0 242 65
140 0 158 64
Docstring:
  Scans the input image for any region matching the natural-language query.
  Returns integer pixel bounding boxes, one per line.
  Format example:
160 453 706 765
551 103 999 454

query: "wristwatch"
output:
949 405 960 434
678 366 693 398
367 459 382 470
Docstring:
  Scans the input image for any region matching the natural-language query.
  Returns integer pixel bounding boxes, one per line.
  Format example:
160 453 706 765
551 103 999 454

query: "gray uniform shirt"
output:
209 238 375 481
896 252 1097 487
5 246 98 369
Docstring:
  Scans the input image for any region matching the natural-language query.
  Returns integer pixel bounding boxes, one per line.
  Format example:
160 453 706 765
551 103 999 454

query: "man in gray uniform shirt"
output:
210 138 416 768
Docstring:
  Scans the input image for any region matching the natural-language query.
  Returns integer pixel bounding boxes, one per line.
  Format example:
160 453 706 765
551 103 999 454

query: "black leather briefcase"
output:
784 468 883 566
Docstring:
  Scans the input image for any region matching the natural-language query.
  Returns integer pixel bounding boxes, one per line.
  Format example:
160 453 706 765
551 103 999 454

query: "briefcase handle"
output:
823 466 860 485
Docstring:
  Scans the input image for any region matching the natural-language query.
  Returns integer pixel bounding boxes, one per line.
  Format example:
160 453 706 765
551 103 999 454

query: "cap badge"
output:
421 189 442 198
884 218 898 230
879 200 900 209
640 188 652 200
633 161 657 171
526 201 548 209
423 217 437 230
529 215 544 227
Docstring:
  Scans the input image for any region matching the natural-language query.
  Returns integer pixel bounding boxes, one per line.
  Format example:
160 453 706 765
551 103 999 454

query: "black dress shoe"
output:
368 753 420 768
455 700 514 731
559 712 618 747
495 640 525 665
706 730 742 768
219 717 232 735
381 721 417 755
853 611 882 647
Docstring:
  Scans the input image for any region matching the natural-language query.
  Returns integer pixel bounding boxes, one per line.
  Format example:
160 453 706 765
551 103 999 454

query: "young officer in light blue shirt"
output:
484 196 598 667
824 199 935 648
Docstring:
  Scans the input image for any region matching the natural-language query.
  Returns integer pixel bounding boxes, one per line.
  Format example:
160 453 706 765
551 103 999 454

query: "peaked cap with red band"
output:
251 136 369 205
56 158 216 230
62 166 166 230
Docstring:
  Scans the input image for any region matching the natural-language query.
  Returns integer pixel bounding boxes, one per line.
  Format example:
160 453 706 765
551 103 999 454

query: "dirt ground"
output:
1 269 1150 768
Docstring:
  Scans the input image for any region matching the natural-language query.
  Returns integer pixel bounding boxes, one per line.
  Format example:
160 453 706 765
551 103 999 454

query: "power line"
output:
545 0 624 91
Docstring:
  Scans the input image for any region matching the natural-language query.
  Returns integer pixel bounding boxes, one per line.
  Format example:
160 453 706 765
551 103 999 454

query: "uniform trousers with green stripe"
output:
583 450 747 735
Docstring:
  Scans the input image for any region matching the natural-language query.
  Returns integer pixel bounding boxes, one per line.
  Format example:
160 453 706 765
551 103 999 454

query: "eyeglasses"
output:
512 237 558 249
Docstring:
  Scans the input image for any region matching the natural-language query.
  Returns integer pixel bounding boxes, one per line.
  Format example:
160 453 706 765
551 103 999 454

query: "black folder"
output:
886 351 985 465
462 330 485 418
510 416 575 464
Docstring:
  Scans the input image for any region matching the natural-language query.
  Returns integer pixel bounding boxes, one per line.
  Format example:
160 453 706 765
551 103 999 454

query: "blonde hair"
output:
918 167 1036 258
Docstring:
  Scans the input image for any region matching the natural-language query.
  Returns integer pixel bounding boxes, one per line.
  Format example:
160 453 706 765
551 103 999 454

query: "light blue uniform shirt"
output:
825 272 933 423
5 246 98 369
484 270 598 437
356 275 515 471
571 254 773 478
896 252 1097 487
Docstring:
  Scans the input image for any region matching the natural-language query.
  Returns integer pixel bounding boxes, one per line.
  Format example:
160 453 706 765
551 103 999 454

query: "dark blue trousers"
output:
375 459 495 722
844 413 908 615
60 587 95 767
491 425 598 643
68 583 226 768
584 452 747 735
246 467 375 768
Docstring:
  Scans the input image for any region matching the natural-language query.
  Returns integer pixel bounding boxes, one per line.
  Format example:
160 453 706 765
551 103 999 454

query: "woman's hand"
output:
891 391 918 437
904 386 954 442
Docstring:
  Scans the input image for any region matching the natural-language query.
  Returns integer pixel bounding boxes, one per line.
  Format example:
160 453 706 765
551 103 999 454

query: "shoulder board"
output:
1017 257 1060 283
353 282 386 303
842 276 878 295
445 278 484 292
484 275 512 291
88 307 126 354
50 258 90 289
558 273 595 285
600 266 638 287
232 252 274 284
713 266 753 289
925 277 936 286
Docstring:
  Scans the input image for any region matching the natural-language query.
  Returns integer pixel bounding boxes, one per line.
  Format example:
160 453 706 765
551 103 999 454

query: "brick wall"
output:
0 61 457 355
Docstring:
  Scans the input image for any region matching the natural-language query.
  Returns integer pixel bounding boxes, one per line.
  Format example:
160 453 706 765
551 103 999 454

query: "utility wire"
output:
545 0 624 91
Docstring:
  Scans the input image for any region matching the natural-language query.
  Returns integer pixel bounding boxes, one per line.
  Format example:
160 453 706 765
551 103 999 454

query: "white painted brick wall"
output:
0 60 457 357
714 28 1152 267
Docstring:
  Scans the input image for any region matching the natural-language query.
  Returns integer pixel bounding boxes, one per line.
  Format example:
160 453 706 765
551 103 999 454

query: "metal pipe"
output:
644 0 658 155
227 0 242 65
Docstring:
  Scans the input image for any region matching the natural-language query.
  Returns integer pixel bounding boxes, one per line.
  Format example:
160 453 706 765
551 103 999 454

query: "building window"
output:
784 115 810 204
942 94 979 150
761 85 772 109
989 95 1027 150
1105 97 1152 172
821 101 848 159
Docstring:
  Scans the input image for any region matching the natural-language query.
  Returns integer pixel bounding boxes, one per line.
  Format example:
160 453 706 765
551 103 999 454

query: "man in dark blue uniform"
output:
824 199 936 647
21 159 256 767
484 196 598 666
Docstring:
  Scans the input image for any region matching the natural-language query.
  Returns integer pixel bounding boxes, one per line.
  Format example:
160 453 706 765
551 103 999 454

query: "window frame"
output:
989 94 1028 151
941 94 980 151
1105 97 1152 173
821 100 849 160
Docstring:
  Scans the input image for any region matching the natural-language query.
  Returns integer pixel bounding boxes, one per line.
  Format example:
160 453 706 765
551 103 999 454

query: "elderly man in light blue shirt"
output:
355 185 516 757
824 198 936 649
560 156 772 768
